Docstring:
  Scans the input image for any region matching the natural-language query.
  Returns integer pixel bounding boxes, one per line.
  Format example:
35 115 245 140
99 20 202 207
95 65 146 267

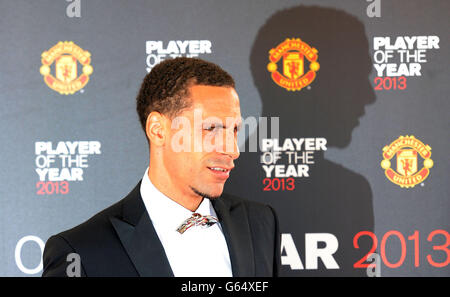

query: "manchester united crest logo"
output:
380 135 433 188
40 41 93 95
267 38 320 91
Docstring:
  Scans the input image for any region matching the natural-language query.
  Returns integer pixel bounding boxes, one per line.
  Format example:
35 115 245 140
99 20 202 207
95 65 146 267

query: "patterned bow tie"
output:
176 213 218 234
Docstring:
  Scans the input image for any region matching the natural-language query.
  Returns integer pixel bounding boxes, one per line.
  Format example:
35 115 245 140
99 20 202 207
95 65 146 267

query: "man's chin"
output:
190 185 223 200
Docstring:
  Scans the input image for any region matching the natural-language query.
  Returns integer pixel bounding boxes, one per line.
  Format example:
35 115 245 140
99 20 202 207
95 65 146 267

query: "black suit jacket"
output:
42 182 281 277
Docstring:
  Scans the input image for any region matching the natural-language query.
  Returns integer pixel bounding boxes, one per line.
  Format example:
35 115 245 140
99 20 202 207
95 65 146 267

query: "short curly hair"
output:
136 57 235 136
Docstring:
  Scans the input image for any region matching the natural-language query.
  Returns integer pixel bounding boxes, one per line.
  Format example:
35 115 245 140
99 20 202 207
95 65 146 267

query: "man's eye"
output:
204 125 216 131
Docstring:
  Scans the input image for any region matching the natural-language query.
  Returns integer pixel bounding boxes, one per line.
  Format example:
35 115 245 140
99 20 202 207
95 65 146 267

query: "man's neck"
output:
147 166 202 212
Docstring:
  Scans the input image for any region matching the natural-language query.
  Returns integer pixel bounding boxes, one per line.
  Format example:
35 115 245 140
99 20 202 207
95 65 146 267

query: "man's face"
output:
162 85 242 200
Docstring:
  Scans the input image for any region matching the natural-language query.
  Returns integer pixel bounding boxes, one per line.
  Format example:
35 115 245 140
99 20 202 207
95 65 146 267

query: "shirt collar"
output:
140 168 214 232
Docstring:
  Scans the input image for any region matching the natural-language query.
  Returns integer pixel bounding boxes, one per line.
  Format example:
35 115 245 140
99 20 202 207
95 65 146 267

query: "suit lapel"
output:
108 182 255 276
212 196 255 276
109 182 174 277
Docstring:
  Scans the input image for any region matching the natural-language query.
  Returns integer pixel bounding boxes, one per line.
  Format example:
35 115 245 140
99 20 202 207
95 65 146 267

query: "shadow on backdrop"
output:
226 6 376 276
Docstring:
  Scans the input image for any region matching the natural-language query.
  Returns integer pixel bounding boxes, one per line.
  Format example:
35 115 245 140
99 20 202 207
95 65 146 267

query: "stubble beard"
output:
189 185 222 200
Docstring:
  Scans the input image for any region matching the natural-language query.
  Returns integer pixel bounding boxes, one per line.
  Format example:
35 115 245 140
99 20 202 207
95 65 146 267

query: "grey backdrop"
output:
0 0 448 276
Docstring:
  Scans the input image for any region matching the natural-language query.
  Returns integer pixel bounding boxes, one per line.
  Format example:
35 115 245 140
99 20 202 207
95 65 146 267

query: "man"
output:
42 57 280 277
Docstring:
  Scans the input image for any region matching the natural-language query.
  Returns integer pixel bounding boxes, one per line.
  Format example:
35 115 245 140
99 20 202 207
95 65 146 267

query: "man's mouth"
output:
207 166 232 179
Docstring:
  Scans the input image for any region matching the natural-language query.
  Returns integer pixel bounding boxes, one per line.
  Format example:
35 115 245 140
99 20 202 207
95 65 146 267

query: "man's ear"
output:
146 111 167 147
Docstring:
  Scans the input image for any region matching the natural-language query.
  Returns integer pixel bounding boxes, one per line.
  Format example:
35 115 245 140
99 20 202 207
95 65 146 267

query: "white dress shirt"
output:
140 168 233 277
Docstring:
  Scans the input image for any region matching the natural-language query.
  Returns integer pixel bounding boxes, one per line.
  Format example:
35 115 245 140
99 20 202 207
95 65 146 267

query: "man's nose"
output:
223 130 240 160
